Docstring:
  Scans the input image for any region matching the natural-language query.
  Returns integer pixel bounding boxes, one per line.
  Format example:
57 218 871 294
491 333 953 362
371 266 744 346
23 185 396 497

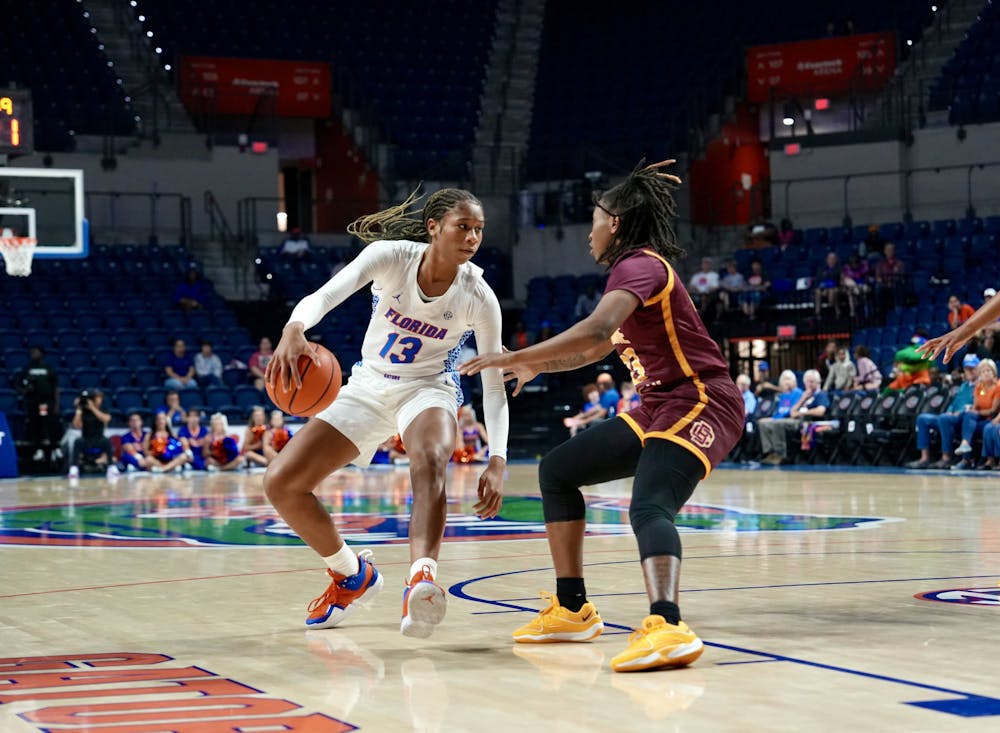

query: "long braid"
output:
595 159 686 267
347 187 483 244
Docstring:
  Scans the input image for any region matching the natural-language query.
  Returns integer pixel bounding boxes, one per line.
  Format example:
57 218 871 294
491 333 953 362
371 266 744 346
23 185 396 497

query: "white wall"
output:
769 122 1000 228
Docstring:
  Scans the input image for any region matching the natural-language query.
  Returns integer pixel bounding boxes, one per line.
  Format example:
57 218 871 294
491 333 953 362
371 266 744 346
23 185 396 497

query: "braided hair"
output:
593 159 686 267
347 187 483 244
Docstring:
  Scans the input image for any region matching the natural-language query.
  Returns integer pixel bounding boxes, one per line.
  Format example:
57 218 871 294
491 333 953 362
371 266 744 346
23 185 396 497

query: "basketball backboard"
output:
0 167 87 259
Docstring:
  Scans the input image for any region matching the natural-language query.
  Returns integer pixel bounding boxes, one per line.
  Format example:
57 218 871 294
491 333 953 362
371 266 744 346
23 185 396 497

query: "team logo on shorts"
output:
915 587 1000 606
689 420 716 448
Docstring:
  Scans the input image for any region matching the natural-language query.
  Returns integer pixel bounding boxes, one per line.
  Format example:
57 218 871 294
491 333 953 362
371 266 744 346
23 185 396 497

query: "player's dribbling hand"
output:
473 458 505 519
915 332 964 364
267 325 321 392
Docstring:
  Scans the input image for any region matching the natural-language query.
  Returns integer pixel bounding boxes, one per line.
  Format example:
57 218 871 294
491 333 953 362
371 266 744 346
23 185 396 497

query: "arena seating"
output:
929 1 1000 124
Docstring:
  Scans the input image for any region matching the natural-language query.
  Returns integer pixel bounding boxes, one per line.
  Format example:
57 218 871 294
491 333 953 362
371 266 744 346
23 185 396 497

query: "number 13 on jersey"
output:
380 332 423 364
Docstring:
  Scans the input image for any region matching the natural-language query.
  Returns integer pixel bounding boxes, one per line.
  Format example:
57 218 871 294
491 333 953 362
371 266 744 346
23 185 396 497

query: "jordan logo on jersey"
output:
383 307 449 340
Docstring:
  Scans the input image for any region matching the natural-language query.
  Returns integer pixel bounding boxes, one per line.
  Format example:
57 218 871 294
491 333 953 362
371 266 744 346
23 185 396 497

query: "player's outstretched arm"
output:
917 294 1000 363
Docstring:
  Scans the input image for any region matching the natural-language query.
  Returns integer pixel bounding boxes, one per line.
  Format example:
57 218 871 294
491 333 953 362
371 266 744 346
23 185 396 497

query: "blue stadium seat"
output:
73 367 102 389
204 386 233 411
0 388 19 413
94 351 122 370
114 387 145 412
62 348 92 371
103 366 134 390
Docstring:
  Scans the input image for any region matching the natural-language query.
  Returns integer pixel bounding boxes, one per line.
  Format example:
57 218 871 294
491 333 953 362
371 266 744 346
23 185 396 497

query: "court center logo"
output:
915 587 1000 606
0 496 894 548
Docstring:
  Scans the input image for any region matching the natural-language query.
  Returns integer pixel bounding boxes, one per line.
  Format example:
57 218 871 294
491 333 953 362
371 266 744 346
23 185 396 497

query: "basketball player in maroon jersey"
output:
461 160 743 672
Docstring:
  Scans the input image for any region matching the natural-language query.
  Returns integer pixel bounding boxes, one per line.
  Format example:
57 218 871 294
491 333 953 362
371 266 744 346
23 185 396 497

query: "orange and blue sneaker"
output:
610 615 704 672
512 591 604 643
400 564 447 638
306 549 384 629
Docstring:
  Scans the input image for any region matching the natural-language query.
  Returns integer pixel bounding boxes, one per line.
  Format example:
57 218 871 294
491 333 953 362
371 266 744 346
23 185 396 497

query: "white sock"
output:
323 544 360 577
410 557 438 581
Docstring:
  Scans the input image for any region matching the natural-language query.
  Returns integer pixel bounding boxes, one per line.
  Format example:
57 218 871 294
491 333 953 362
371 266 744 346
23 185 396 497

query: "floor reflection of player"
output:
304 631 385 720
401 657 448 733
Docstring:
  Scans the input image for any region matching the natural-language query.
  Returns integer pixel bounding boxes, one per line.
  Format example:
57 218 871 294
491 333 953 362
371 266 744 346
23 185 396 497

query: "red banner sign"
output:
747 33 896 103
179 57 331 118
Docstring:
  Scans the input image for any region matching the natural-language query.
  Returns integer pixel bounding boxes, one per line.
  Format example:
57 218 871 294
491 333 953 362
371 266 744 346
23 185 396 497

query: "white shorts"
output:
314 362 462 467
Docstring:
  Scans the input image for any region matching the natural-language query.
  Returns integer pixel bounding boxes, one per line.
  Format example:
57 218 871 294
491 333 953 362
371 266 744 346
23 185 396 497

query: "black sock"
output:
556 577 587 612
650 600 681 625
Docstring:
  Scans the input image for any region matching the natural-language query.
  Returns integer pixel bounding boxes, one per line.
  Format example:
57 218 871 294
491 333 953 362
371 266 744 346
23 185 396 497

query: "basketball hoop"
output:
0 236 37 276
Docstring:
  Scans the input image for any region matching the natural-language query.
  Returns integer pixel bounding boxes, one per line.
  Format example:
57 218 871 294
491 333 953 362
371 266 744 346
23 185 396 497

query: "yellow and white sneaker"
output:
610 615 703 672
512 591 604 643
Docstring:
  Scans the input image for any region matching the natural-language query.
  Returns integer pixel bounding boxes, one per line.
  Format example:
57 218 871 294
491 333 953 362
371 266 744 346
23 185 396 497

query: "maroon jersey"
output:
604 249 744 475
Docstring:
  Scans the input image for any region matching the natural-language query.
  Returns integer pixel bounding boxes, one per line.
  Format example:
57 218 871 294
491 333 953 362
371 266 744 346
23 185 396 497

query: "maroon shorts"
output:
618 376 744 477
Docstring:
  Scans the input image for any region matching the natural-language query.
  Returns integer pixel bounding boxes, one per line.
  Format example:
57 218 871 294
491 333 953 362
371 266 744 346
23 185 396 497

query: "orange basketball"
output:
266 343 342 417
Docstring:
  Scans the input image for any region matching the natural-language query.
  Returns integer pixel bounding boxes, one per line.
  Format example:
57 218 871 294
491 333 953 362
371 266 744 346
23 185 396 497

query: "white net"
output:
0 236 37 276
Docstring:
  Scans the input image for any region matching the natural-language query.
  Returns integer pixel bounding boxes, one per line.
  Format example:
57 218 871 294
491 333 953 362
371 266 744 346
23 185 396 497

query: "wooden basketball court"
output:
1 463 998 732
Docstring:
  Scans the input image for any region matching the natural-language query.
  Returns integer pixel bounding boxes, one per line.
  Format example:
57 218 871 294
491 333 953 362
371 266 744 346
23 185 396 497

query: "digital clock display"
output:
0 89 34 156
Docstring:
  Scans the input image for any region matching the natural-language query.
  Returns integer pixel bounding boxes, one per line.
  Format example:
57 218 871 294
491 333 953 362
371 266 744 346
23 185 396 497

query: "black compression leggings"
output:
538 417 704 561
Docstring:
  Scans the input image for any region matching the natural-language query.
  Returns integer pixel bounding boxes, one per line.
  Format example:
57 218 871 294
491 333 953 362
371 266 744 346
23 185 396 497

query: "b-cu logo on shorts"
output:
689 420 716 448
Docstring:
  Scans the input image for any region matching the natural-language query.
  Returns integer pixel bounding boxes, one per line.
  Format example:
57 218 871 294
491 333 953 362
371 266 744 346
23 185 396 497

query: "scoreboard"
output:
0 89 33 156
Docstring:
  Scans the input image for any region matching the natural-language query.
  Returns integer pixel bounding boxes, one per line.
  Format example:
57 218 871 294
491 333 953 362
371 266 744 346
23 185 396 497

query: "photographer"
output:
16 346 63 464
68 389 114 477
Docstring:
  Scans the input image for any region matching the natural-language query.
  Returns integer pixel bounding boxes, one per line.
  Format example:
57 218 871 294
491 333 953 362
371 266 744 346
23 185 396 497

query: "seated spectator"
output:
178 410 210 471
156 390 187 428
906 354 979 469
616 381 641 415
719 259 747 313
852 345 883 391
68 389 113 477
564 383 606 437
979 406 1000 470
754 360 780 396
952 358 1000 469
740 260 770 320
453 404 489 463
508 321 534 351
574 284 601 320
263 410 293 462
816 340 838 383
824 345 857 392
117 412 150 473
861 224 885 257
688 257 720 320
174 264 207 312
248 337 274 391
596 372 620 418
947 294 976 329
279 227 313 260
873 242 906 314
205 413 244 471
736 374 757 416
194 340 223 387
759 369 828 465
841 254 870 319
164 339 198 391
777 218 796 248
143 412 190 473
243 406 269 468
813 251 844 318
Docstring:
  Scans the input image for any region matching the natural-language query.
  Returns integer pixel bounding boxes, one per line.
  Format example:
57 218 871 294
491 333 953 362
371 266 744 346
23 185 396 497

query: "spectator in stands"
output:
243 406 269 468
248 337 274 390
17 346 62 464
975 330 1000 362
981 288 1000 333
951 358 1000 469
574 284 601 320
740 259 770 320
194 339 223 387
920 286 1000 364
279 227 313 261
179 410 209 471
816 340 838 383
118 412 149 473
174 264 207 312
596 372 621 419
156 390 187 428
777 218 796 248
873 242 906 313
509 321 534 351
736 374 757 416
754 360 780 396
978 400 1000 470
163 339 198 391
563 383 605 437
453 404 489 463
719 259 747 313
906 353 980 469
852 345 883 391
67 389 113 477
813 251 844 318
759 369 828 465
861 224 885 257
616 381 641 415
688 257 720 320
841 254 870 320
264 410 293 463
947 294 976 329
205 413 244 472
770 370 803 419
144 412 190 473
824 345 857 392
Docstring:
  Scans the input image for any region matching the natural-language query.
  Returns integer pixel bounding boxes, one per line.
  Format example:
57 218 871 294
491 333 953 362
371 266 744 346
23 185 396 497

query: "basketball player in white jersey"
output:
265 188 509 638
